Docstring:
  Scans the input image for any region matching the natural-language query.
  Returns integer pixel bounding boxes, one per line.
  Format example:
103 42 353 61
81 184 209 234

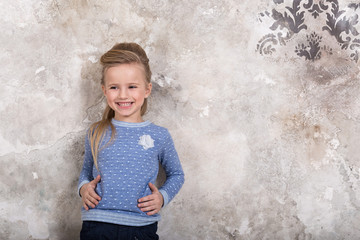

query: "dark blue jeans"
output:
80 221 159 240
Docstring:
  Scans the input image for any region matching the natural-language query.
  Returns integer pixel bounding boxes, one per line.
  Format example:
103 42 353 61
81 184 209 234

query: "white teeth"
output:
117 102 132 107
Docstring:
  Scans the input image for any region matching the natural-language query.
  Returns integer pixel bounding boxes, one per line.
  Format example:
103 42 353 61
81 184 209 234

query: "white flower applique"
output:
138 135 155 150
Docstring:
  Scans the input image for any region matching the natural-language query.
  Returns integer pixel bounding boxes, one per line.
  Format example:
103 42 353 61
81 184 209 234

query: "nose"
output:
118 88 128 99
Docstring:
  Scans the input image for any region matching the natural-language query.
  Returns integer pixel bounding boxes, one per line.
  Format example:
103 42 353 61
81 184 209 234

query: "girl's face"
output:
102 63 152 123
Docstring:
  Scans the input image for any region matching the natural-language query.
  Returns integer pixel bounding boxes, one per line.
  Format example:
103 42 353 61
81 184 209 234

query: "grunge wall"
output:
1 0 360 239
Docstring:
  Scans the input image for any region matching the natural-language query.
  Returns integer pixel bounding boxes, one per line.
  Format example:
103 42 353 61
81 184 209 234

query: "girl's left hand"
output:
138 183 164 216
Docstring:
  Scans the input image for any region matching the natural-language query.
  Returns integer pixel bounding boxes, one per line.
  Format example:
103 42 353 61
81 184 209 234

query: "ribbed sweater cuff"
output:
159 189 169 207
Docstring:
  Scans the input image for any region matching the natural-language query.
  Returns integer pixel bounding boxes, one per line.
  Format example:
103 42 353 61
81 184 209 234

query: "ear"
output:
145 83 152 98
101 85 106 95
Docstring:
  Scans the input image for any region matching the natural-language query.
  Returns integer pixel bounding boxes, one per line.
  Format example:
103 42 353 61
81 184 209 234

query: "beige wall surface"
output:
1 0 360 239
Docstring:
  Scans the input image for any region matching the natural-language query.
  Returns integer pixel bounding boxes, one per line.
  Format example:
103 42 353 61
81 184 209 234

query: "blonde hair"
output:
89 42 152 170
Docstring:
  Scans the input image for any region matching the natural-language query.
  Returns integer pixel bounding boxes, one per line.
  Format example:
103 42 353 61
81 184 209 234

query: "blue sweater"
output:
78 119 185 226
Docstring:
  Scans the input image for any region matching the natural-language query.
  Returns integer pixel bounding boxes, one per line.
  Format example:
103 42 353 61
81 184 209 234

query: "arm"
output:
78 133 101 210
138 130 185 215
157 130 185 206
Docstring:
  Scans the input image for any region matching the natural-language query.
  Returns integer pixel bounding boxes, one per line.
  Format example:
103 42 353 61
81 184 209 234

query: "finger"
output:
138 195 155 204
89 190 101 201
91 175 101 184
87 194 100 205
138 199 155 208
87 198 99 206
148 183 158 193
84 193 99 205
83 197 95 210
146 209 159 216
140 205 157 213
82 202 89 211
85 198 97 208
84 182 101 200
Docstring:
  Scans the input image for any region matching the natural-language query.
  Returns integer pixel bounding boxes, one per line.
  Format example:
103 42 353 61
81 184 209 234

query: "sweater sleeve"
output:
158 130 185 206
77 133 94 196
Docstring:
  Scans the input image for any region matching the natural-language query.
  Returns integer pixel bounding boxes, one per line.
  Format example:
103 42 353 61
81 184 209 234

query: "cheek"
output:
134 89 147 98
104 91 117 101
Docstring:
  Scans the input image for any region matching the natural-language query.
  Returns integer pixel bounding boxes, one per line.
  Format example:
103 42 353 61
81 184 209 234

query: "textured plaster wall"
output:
1 0 360 239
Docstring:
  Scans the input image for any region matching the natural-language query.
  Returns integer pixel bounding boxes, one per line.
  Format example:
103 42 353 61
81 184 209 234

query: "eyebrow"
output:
107 82 141 86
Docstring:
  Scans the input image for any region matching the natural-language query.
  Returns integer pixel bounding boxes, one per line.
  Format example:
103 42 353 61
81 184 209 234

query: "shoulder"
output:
85 121 113 142
86 121 102 136
147 123 171 137
145 123 174 146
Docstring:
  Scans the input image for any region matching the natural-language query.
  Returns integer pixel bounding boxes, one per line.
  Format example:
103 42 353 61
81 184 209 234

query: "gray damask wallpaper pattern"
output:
257 0 360 61
1 0 360 239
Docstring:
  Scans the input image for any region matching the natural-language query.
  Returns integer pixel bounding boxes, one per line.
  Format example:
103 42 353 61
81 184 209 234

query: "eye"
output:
109 86 117 90
129 85 137 89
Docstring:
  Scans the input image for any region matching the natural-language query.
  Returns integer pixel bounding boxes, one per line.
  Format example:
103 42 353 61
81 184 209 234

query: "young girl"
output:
78 42 185 240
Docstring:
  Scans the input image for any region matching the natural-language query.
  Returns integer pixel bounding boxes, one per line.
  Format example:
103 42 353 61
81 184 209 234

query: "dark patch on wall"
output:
257 0 360 62
273 0 284 4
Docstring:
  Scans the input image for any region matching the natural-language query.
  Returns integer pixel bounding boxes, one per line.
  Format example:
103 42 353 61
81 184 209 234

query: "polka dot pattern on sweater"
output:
78 119 185 226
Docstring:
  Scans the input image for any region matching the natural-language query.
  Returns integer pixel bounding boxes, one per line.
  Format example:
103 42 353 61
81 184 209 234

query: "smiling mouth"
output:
116 102 133 107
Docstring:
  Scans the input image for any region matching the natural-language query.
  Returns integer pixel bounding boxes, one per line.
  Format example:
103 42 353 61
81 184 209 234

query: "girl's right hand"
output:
80 175 102 210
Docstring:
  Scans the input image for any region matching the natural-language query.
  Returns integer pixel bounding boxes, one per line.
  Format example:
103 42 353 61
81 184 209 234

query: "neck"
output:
113 115 144 123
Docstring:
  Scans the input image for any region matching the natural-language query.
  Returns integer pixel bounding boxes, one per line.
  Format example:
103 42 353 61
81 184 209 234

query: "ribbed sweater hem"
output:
81 209 160 226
